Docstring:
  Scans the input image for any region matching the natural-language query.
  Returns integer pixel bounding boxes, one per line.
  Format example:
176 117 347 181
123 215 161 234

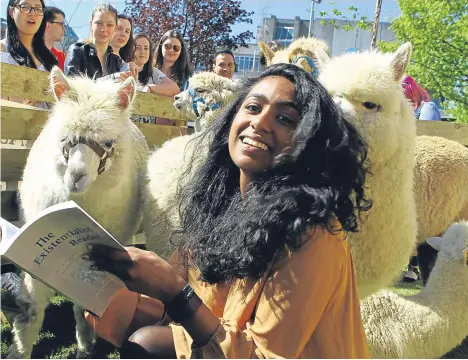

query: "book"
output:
0 201 126 317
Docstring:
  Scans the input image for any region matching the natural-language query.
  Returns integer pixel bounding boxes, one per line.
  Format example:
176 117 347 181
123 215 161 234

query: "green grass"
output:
1 276 467 358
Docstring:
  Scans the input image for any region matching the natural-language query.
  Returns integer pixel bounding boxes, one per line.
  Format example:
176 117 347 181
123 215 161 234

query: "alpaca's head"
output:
173 72 238 132
317 43 415 165
426 222 468 266
48 67 137 195
259 37 329 76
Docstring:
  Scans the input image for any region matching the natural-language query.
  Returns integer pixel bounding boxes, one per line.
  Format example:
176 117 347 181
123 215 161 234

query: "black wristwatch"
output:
166 284 202 323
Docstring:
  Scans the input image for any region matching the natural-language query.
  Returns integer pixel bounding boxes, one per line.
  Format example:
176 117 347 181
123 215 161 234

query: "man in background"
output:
212 50 235 79
44 7 66 71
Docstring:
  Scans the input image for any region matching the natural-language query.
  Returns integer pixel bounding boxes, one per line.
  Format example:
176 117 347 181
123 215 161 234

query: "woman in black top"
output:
65 3 122 78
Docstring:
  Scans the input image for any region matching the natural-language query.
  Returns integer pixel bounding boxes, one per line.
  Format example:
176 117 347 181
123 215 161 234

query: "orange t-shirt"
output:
170 227 370 359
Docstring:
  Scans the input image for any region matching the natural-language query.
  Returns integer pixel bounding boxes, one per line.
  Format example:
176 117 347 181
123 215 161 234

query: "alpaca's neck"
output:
418 254 468 318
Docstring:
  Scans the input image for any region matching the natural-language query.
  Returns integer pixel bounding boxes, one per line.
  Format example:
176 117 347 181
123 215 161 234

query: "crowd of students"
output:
1 0 238 122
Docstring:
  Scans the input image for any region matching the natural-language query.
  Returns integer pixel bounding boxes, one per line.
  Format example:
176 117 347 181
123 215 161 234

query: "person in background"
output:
1 0 57 70
84 64 372 359
65 3 122 79
110 13 135 68
403 75 441 121
122 33 179 124
43 6 65 70
401 75 441 283
212 49 235 79
1 0 57 107
153 29 192 91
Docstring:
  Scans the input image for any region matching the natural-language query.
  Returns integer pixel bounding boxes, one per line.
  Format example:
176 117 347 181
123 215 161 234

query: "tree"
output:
370 0 383 50
318 6 373 32
124 0 254 68
379 0 468 121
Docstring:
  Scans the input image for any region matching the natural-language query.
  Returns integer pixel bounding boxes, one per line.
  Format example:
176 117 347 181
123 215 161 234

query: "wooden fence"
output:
0 63 189 219
2 63 468 218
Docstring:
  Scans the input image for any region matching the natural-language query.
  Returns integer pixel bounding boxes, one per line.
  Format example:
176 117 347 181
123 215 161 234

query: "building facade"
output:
232 15 395 76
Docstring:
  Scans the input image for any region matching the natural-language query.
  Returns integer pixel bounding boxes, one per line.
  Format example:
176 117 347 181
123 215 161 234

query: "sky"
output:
1 0 401 41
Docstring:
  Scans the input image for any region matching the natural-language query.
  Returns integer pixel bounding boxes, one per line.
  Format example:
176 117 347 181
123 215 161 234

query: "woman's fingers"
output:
91 256 132 281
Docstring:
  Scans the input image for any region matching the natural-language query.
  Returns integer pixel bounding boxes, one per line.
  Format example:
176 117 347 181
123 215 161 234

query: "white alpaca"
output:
143 72 238 258
362 221 468 358
173 71 238 132
414 135 468 248
10 67 149 358
259 37 329 74
317 43 417 299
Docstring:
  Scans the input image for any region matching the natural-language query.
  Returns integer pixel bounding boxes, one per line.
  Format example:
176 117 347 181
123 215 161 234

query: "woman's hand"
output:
85 245 187 304
119 71 132 82
127 61 139 80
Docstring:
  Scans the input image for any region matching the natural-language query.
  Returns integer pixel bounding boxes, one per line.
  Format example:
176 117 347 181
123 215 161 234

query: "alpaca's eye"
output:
104 140 114 148
195 87 206 93
362 102 378 110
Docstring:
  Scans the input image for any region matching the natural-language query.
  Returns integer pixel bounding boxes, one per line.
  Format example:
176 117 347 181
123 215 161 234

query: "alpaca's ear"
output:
390 42 412 82
50 66 70 101
118 77 137 109
314 47 331 69
426 236 442 251
259 41 275 65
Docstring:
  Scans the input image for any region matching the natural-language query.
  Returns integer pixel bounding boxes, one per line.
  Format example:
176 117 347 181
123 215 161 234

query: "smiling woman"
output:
84 64 373 359
65 2 123 79
110 13 135 63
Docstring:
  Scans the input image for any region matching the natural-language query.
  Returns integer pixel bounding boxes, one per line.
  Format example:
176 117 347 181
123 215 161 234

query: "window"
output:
274 25 294 45
234 55 261 72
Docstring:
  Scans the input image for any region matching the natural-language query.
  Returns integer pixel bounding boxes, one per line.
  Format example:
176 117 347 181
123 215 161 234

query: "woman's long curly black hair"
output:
116 13 135 63
177 63 372 284
153 29 193 88
6 0 58 70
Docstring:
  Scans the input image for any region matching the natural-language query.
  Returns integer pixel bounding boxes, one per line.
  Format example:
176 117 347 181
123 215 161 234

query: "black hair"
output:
212 49 235 64
43 6 65 23
134 33 153 85
6 0 58 70
153 29 193 88
115 13 135 63
177 63 372 284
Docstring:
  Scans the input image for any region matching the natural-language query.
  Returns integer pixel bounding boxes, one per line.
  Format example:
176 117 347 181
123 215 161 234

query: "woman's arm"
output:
147 77 180 97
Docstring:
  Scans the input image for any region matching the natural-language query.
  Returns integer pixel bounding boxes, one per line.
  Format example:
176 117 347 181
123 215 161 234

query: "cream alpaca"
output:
362 221 468 358
317 43 417 298
259 37 329 74
414 135 468 249
10 68 149 358
143 72 238 259
173 71 238 132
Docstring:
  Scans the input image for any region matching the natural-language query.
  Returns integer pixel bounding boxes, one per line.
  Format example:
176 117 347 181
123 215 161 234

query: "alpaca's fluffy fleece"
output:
414 135 468 248
259 37 329 73
362 221 468 358
317 43 417 299
144 72 237 258
10 67 149 359
173 72 238 132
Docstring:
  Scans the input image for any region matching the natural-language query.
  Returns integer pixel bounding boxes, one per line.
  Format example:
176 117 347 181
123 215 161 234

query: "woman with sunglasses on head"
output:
1 0 57 106
84 64 371 358
65 3 123 79
154 29 193 91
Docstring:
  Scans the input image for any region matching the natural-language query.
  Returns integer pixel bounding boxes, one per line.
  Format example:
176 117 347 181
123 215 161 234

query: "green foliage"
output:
317 3 372 32
379 0 468 121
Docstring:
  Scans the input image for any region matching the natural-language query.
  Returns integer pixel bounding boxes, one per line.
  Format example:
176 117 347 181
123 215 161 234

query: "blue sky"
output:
2 0 401 41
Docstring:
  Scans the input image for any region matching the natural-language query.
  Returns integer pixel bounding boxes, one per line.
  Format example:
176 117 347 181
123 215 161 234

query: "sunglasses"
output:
162 43 181 52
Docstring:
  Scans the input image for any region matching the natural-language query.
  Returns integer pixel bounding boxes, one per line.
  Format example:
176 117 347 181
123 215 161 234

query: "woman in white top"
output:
1 0 57 70
1 0 57 107
123 33 180 124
